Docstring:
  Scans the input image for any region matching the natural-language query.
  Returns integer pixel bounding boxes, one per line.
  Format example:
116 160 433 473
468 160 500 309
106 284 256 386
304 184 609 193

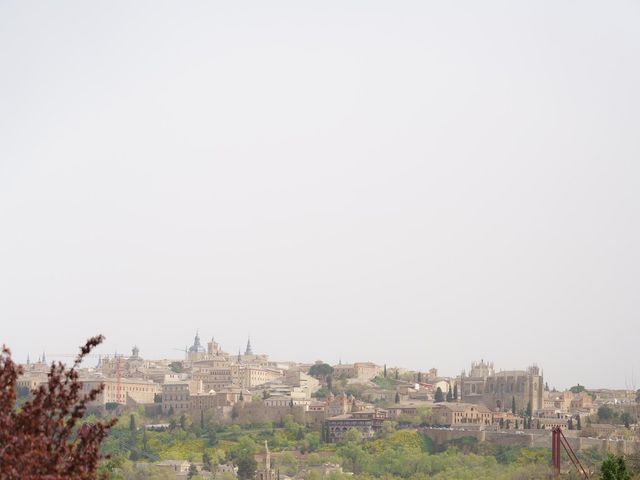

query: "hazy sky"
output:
1 1 639 389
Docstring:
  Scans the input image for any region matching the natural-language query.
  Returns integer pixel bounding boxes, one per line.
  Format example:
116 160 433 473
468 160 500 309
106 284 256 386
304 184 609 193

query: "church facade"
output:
457 360 544 413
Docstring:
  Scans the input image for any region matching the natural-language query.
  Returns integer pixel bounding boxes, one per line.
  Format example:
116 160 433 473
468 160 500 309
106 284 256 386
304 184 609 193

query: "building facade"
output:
458 360 544 413
81 377 160 405
431 403 492 426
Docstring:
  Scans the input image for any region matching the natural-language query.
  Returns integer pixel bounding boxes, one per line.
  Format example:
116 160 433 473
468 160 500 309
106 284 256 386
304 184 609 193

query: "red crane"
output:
49 352 128 404
552 427 589 478
115 355 123 403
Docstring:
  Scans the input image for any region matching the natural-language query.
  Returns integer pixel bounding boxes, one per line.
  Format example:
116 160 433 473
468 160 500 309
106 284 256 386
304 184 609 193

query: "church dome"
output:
189 331 205 353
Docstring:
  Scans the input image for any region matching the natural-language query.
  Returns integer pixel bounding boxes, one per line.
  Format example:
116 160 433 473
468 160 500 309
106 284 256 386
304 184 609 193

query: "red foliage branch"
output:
0 335 116 480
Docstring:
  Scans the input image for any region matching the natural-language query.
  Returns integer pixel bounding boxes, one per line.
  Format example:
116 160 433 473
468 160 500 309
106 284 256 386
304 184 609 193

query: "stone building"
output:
192 358 235 391
537 417 570 430
161 380 203 415
16 372 48 392
332 362 382 380
81 377 160 406
326 392 355 417
241 365 283 388
324 408 388 443
188 387 251 417
458 360 544 413
431 403 492 426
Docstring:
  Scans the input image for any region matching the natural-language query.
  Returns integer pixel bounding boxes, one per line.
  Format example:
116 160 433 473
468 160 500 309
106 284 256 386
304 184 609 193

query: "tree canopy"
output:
600 454 631 480
308 363 334 378
0 335 115 480
434 387 445 403
570 384 586 394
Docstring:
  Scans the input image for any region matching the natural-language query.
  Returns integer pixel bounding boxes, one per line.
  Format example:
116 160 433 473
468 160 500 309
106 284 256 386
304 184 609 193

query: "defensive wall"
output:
420 427 640 455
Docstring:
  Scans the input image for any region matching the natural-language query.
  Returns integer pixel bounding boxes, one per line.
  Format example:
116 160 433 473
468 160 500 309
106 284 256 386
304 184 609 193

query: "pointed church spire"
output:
264 440 271 471
26 354 30 365
245 336 253 356
42 351 46 364
237 348 242 364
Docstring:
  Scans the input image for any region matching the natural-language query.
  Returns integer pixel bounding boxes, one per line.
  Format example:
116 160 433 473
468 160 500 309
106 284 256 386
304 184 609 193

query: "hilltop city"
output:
14 331 640 479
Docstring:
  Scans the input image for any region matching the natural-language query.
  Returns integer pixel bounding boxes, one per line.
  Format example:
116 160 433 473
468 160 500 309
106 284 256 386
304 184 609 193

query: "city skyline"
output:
12 329 637 392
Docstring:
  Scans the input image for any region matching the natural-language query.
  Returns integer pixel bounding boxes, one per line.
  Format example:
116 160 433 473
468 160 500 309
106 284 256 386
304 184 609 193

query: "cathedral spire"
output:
245 336 253 356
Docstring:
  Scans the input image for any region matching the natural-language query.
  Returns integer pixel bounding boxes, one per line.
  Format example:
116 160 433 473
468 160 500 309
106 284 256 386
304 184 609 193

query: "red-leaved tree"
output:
0 335 116 479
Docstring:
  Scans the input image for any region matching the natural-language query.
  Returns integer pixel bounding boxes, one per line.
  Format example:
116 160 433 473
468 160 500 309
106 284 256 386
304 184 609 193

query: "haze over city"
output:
2 1 640 390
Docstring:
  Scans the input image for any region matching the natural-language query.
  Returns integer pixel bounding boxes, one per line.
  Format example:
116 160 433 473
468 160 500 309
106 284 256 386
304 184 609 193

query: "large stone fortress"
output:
458 360 543 413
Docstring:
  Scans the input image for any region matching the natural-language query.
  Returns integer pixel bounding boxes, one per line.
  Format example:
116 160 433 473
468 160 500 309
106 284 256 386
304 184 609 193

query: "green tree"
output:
570 384 586 394
526 401 532 418
417 371 422 383
598 405 614 422
278 451 299 475
383 364 387 378
203 451 213 471
303 432 321 452
344 427 362 443
600 454 631 480
395 391 400 403
379 420 397 439
187 462 198 479
576 415 582 430
207 428 218 447
511 396 516 415
395 369 399 380
434 387 444 403
453 384 458 400
446 387 453 402
308 363 334 379
129 414 138 453
180 413 188 430
338 440 368 474
236 454 257 480
169 361 184 373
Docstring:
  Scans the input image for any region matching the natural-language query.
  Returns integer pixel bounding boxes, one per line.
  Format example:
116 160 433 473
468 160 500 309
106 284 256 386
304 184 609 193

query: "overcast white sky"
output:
1 1 639 389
